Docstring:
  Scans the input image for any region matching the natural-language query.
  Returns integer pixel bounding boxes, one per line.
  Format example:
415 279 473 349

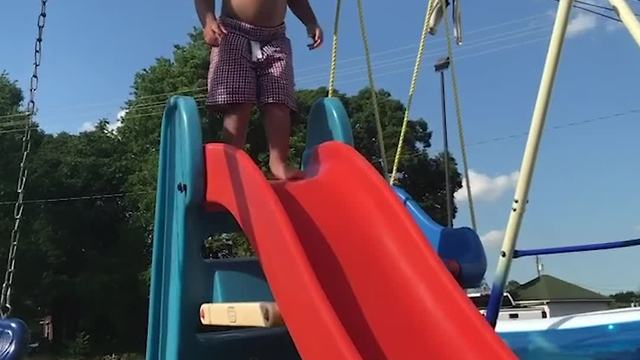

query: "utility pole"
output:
535 256 544 277
434 56 452 227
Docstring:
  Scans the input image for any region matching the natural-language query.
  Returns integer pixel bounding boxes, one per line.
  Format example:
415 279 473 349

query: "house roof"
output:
515 275 611 302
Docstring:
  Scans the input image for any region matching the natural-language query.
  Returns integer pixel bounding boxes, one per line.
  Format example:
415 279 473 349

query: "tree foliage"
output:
610 291 640 305
0 71 23 116
1 74 147 354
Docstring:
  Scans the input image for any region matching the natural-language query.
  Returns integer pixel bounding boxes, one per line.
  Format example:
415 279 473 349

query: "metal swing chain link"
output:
0 0 48 318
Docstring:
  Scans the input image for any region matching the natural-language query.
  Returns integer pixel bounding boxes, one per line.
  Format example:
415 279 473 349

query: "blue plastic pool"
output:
501 320 640 359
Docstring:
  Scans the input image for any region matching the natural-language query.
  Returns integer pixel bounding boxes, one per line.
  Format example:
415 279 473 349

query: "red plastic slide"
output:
204 141 515 360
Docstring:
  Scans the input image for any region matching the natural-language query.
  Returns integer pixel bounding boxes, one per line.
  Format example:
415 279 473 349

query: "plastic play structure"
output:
144 0 507 356
144 95 513 359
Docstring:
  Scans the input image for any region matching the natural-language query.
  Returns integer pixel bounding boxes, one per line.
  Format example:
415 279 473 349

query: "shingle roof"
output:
515 275 611 302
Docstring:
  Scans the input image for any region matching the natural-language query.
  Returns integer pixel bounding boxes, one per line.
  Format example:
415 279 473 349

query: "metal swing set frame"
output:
485 0 640 327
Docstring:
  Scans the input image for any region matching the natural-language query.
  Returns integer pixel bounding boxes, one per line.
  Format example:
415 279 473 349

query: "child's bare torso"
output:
221 0 288 27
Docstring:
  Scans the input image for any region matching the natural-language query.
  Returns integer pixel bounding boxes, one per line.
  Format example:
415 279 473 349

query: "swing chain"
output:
0 0 48 318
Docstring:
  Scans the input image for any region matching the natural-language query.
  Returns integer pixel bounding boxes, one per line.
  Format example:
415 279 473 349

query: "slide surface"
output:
303 97 486 289
204 140 514 359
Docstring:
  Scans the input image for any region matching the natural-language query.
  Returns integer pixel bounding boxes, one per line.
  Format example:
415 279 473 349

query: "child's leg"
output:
256 32 300 180
206 19 257 145
262 103 302 180
221 103 253 147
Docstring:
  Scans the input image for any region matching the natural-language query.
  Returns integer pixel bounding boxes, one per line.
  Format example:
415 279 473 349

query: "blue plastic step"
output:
198 328 299 360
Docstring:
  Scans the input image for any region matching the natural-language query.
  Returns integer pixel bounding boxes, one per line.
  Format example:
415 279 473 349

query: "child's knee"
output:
225 103 253 119
263 103 290 119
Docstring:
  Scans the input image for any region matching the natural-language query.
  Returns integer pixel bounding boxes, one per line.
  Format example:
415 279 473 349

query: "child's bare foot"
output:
270 162 304 180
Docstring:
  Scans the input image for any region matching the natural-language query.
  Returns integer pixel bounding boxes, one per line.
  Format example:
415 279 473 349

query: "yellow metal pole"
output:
485 0 574 328
609 0 640 47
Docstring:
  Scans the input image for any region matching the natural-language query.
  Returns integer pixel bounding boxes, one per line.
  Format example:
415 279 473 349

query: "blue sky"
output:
2 0 639 293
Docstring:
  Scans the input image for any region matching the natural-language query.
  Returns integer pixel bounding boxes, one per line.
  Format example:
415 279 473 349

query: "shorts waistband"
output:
219 16 286 42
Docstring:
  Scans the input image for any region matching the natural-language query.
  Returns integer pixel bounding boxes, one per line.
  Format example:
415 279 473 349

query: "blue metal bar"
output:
513 238 640 258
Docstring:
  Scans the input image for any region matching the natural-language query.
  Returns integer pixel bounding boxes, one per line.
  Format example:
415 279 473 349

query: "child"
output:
195 0 323 179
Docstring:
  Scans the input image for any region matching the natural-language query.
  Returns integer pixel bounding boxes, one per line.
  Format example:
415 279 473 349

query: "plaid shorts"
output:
207 17 297 111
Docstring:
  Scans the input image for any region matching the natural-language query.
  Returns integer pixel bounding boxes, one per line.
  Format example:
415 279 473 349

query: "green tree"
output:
343 87 462 224
0 71 29 200
118 30 212 238
610 291 640 305
0 118 147 354
0 72 46 326
0 71 23 116
21 125 148 353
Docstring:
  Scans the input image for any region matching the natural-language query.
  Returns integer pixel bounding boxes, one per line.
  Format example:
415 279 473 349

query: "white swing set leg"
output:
487 0 640 327
608 0 640 47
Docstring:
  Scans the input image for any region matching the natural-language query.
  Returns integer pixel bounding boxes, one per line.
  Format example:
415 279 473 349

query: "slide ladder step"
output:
200 302 283 328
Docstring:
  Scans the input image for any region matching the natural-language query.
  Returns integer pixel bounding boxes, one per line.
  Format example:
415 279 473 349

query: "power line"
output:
121 27 552 112
552 0 623 22
5 8 633 128
2 106 634 207
0 113 28 121
2 12 635 206
294 13 550 74
574 0 640 16
574 4 622 22
0 120 27 128
91 31 552 124
297 26 551 83
3 33 551 129
331 35 550 89
137 21 548 95
389 107 640 163
0 13 553 123
469 108 640 146
0 191 152 206
68 22 554 119
0 127 37 135
0 32 564 141
118 26 550 107
575 0 617 12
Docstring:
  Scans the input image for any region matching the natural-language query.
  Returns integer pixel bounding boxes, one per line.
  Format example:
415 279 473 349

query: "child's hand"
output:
204 18 227 47
306 24 323 50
